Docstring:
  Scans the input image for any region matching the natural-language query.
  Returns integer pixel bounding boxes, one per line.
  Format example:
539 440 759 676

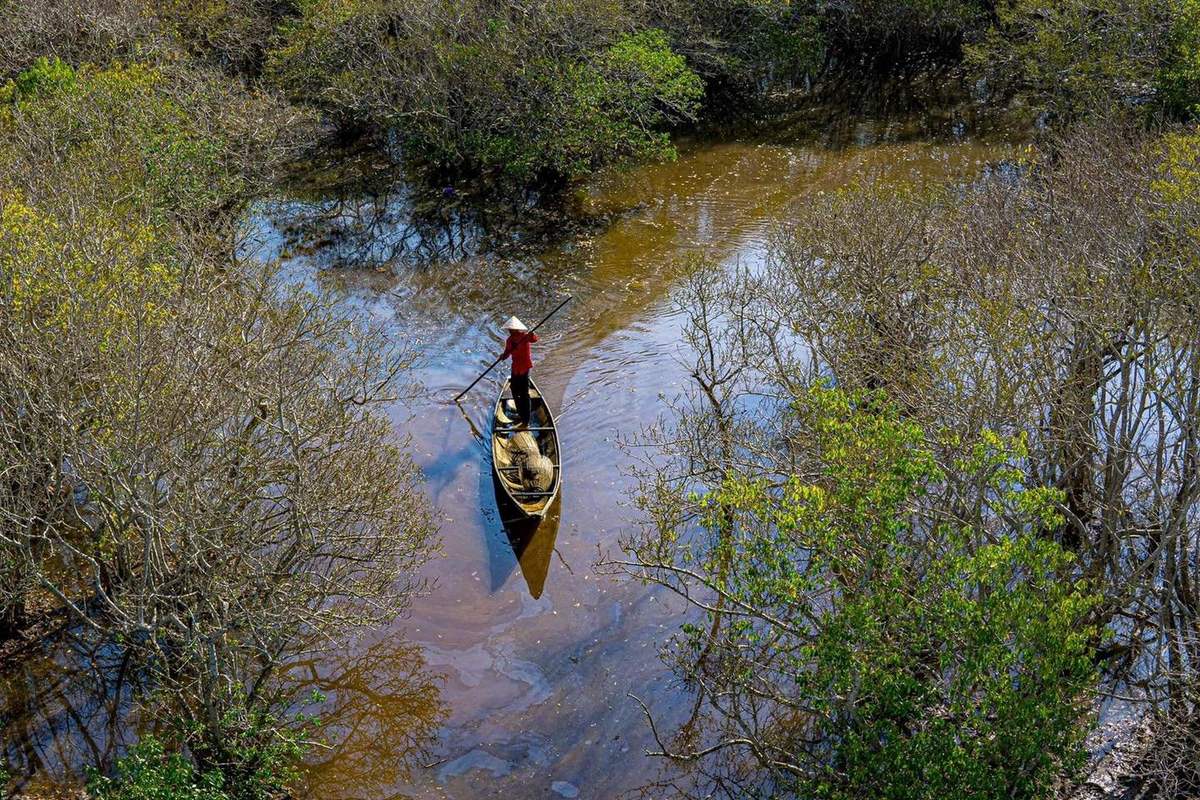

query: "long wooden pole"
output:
454 295 572 401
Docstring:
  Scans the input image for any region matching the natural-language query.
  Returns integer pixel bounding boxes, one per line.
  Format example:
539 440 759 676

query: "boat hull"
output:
490 376 562 519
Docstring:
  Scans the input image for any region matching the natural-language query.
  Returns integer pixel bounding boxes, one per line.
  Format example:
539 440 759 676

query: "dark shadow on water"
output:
0 628 142 791
493 478 563 601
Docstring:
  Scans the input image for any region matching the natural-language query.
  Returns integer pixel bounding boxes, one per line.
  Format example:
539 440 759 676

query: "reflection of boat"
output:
490 377 562 519
495 488 562 599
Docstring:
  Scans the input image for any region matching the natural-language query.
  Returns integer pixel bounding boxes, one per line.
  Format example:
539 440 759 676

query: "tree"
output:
0 55 435 793
610 275 1099 797
966 0 1180 116
266 0 702 181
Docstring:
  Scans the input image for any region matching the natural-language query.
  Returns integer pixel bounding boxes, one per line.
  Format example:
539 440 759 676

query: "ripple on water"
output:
551 780 581 798
437 750 513 782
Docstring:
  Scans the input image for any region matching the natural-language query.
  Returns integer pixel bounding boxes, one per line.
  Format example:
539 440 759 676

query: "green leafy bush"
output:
647 0 824 93
1160 0 1200 117
180 703 310 800
633 386 1100 799
966 0 1176 115
485 29 704 179
87 739 230 800
0 59 303 229
0 55 76 103
90 723 306 800
267 2 700 180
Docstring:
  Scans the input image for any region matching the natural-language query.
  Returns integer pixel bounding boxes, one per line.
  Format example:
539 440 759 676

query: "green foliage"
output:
492 29 704 179
267 2 700 180
0 62 221 218
0 190 175 350
180 702 311 800
153 0 288 73
263 0 391 128
0 59 300 231
0 55 76 103
966 0 1176 115
87 739 230 800
89 723 307 800
649 0 825 91
659 387 1099 799
1160 0 1200 117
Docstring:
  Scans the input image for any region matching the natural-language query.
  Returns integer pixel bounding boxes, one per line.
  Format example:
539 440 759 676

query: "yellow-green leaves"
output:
636 384 1099 799
1155 128 1200 206
0 55 76 103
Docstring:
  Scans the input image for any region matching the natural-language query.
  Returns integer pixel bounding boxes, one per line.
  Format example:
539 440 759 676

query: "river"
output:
0 110 1018 799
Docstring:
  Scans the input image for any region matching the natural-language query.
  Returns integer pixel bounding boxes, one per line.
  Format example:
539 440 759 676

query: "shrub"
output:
0 55 77 103
966 0 1176 115
88 739 230 800
0 38 429 800
0 59 306 233
0 0 164 81
483 29 704 179
267 2 701 180
647 0 825 93
1160 0 1200 117
619 320 1102 798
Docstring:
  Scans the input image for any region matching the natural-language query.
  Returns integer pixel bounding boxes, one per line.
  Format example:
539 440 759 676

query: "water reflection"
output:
290 638 446 800
261 149 595 272
0 632 140 791
496 492 563 601
0 630 444 800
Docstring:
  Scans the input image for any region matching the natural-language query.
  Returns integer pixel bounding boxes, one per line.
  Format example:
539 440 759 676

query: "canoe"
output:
491 376 562 519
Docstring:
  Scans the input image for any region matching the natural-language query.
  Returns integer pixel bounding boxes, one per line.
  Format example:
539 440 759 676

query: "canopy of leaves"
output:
965 0 1185 117
267 1 702 180
626 383 1099 799
88 738 231 800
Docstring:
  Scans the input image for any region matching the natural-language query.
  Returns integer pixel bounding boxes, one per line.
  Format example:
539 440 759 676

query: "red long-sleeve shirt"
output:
500 331 538 376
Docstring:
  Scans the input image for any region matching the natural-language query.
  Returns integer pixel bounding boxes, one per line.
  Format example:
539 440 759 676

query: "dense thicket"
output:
0 55 437 799
1 0 1196 184
613 121 1200 799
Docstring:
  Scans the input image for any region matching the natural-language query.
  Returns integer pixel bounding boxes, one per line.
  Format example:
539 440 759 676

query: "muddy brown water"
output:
0 114 1018 799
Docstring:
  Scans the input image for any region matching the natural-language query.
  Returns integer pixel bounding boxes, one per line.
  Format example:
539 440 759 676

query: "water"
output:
0 113 1019 798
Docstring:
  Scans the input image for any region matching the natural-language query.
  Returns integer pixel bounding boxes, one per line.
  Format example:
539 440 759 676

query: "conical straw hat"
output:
503 316 528 331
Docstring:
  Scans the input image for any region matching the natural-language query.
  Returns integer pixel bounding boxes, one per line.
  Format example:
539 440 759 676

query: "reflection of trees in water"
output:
0 632 444 798
288 637 445 800
264 179 583 272
0 632 142 788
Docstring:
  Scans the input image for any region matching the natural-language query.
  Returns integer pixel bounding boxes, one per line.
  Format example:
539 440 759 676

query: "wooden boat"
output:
491 377 562 519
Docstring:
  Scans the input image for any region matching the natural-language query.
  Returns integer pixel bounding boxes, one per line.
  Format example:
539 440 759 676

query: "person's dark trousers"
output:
511 372 532 423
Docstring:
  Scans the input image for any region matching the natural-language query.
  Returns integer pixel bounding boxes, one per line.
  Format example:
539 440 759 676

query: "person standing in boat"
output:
499 316 538 423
